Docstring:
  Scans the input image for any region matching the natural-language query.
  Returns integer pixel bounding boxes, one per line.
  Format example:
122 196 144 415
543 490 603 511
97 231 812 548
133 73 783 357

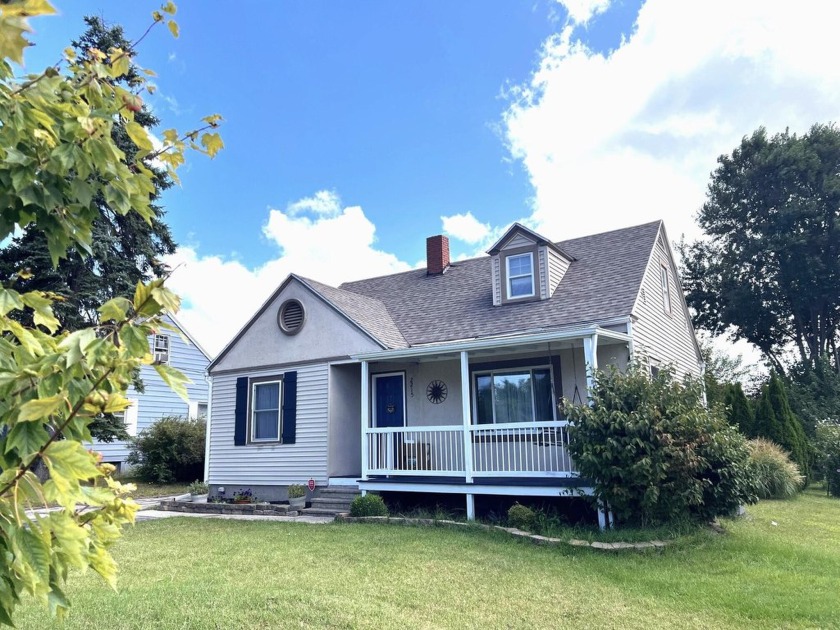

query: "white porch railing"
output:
470 421 576 477
363 422 576 478
365 427 465 476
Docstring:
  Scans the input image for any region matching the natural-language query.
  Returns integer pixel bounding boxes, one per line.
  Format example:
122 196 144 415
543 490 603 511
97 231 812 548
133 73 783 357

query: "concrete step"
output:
309 499 355 510
300 507 349 517
316 491 360 500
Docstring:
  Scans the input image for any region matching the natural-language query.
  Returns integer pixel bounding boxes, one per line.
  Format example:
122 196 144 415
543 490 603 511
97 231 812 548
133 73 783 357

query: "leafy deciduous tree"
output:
0 1 222 624
681 124 840 375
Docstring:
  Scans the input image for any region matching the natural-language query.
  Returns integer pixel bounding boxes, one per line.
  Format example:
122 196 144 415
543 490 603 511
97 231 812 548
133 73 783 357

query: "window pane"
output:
253 410 279 440
508 254 532 276
493 372 532 423
533 369 554 422
476 375 493 424
509 275 533 297
254 383 279 411
197 403 208 417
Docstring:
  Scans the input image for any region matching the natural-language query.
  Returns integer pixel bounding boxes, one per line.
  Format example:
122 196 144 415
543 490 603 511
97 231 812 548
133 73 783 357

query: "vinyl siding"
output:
502 233 536 250
95 317 210 465
547 248 571 296
631 233 702 378
208 363 330 485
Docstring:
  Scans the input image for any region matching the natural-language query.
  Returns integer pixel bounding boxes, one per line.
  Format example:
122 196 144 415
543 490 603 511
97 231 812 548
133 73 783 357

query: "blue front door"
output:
374 374 405 428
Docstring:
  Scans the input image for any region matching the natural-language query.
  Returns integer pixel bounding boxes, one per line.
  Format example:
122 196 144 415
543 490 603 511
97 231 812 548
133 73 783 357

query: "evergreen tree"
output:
724 382 755 436
753 392 782 443
765 373 811 480
753 374 811 481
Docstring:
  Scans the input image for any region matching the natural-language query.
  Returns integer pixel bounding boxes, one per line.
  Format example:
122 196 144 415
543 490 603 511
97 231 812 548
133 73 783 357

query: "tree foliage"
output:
0 16 176 333
813 421 840 498
723 382 754 436
567 364 756 526
0 1 222 624
681 124 840 375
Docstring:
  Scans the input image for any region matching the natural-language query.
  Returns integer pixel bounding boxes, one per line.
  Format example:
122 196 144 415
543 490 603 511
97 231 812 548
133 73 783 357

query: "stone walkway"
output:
28 496 334 525
135 509 333 524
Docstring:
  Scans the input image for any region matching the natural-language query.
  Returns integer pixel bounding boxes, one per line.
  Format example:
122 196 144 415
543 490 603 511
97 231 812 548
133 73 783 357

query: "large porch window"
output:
474 367 555 424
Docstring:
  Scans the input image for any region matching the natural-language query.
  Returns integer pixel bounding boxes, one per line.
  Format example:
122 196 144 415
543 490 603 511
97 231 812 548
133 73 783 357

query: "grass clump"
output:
747 438 804 499
350 493 388 517
507 503 536 530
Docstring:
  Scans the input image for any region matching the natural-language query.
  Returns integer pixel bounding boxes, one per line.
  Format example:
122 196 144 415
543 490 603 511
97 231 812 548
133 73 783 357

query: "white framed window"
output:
251 380 281 442
473 366 555 424
505 252 535 299
660 265 672 315
649 359 661 379
120 399 139 437
153 334 170 363
188 401 208 419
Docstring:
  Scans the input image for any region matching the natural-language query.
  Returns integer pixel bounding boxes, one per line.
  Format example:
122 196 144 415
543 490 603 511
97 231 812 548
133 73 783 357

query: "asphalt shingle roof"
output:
297 276 408 349
328 220 662 348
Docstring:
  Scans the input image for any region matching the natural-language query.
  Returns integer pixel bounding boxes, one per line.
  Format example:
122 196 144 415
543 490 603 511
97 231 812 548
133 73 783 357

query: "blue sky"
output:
21 1 840 355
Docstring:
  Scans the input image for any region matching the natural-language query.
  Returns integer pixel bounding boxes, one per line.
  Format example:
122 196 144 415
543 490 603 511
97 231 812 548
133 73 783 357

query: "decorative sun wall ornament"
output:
426 380 447 404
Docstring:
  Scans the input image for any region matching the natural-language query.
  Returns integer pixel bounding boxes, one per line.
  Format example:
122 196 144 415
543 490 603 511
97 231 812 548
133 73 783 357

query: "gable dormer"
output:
486 223 575 306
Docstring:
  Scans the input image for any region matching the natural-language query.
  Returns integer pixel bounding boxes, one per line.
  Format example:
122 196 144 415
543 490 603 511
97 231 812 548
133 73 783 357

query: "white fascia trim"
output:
352 325 631 362
358 481 594 497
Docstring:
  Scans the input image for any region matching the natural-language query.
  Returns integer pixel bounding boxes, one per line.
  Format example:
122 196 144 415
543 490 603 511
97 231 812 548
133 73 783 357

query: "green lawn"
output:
115 479 192 499
17 488 839 629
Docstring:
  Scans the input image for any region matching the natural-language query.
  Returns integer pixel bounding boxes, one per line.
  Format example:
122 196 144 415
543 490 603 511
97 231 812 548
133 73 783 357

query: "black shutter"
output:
234 377 248 446
281 371 297 444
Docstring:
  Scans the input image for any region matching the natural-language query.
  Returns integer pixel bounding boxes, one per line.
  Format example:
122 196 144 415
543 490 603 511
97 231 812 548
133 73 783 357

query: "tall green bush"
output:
754 374 811 480
813 421 840 497
567 364 756 525
126 416 206 483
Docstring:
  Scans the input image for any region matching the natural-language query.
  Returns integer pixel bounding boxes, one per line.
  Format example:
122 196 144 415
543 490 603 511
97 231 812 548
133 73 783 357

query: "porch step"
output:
300 487 360 518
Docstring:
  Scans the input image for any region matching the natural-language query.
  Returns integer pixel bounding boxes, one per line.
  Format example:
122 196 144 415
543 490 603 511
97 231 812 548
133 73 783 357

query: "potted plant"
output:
188 480 209 504
287 484 307 509
232 488 255 504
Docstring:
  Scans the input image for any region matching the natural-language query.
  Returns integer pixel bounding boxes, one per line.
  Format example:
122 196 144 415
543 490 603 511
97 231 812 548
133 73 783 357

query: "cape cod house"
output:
204 221 702 521
96 315 211 470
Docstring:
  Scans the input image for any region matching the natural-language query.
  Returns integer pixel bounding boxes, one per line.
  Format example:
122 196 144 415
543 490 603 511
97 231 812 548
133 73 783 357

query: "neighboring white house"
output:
95 314 211 470
204 221 703 519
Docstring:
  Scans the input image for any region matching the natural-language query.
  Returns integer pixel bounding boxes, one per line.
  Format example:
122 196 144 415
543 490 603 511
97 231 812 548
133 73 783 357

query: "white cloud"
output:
163 193 411 356
285 189 342 217
557 0 612 26
441 212 492 244
504 0 840 244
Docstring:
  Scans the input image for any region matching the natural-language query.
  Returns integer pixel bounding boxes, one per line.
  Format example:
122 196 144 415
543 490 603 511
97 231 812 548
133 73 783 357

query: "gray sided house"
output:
205 221 702 520
95 315 211 470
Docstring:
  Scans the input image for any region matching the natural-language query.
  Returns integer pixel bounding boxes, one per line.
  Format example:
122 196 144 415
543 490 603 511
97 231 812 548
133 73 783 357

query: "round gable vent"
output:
278 299 305 335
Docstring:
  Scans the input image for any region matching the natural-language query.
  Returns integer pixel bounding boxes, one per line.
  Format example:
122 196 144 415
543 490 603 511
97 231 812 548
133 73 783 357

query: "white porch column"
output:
465 493 475 520
582 333 599 402
460 351 474 484
360 360 370 481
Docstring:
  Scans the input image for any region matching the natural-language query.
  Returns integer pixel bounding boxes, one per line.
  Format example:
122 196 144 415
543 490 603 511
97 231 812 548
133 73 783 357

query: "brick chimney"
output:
426 235 450 275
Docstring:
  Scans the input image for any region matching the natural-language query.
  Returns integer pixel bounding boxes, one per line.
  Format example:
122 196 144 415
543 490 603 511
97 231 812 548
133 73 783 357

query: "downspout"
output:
203 372 213 482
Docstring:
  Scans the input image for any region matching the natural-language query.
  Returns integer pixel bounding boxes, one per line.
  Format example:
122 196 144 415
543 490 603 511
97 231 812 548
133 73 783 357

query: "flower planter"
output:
288 496 306 510
191 493 209 504
233 499 252 505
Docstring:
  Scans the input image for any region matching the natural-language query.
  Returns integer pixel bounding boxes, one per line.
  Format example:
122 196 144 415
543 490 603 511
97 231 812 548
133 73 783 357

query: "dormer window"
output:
486 222 576 307
506 253 535 299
